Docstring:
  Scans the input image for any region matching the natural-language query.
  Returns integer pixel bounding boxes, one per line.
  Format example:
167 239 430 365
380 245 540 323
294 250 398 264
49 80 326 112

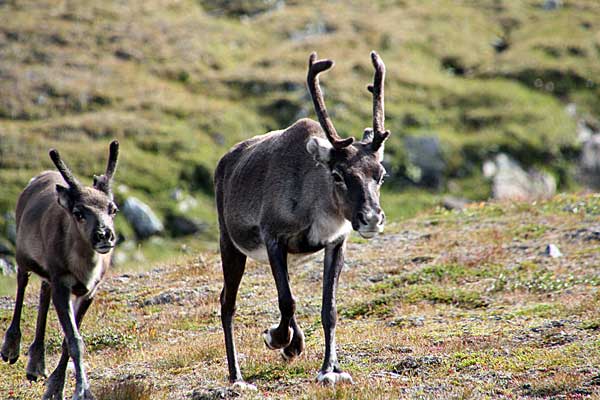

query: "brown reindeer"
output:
214 51 389 388
1 141 120 400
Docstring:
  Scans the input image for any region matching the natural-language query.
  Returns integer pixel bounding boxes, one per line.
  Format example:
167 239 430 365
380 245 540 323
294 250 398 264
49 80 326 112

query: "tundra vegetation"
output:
1 194 599 399
0 0 599 265
0 0 600 398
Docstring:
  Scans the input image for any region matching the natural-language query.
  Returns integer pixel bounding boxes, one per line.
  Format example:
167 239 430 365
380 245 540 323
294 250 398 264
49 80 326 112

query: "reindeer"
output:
1 140 120 400
214 51 390 388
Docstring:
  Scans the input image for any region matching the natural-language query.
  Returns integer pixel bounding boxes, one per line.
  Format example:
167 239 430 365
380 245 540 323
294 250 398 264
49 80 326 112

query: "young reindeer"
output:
1 141 120 400
215 51 390 388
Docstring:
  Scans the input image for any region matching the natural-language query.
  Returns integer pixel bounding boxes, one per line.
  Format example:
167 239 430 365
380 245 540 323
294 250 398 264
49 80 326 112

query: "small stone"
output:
545 244 562 258
0 257 16 275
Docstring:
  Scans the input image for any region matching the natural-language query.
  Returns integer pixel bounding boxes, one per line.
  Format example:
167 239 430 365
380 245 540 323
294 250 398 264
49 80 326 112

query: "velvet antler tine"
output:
105 140 119 179
49 149 81 191
368 51 389 151
307 52 354 149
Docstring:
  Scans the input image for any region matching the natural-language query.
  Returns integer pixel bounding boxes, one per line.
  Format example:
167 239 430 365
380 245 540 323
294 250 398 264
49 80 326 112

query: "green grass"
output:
1 195 600 398
1 0 599 257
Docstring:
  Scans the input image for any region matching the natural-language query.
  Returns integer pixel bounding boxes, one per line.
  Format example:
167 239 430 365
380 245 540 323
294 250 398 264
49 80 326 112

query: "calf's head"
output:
50 141 120 254
306 52 390 239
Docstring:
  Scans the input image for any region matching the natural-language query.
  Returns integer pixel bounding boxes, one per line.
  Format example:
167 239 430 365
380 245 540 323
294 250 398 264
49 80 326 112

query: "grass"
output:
1 0 599 261
1 194 600 399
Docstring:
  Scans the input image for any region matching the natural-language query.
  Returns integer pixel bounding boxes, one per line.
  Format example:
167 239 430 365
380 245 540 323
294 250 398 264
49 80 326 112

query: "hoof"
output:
317 371 354 386
26 373 38 382
26 349 47 381
280 348 294 361
232 381 257 391
262 324 293 350
281 328 305 361
76 389 95 400
1 353 18 364
1 332 21 364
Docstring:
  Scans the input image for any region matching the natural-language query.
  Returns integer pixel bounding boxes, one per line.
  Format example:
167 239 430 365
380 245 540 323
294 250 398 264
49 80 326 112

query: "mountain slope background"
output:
0 0 599 260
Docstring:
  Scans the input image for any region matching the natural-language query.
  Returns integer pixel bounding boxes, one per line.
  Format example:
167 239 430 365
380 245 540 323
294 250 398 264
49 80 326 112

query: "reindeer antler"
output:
49 149 82 192
307 52 354 149
93 140 119 196
367 51 390 151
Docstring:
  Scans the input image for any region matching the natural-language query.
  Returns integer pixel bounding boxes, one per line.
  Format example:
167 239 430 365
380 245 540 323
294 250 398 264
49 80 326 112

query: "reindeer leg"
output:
219 233 253 390
26 280 51 381
1 268 30 364
317 239 353 386
263 239 295 352
44 280 94 400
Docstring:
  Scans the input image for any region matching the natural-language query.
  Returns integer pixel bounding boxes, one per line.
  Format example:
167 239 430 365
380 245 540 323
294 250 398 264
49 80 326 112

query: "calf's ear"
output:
56 184 74 211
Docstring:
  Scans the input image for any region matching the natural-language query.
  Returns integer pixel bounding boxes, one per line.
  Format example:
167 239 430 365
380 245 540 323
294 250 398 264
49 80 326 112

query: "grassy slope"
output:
1 0 599 246
1 194 600 399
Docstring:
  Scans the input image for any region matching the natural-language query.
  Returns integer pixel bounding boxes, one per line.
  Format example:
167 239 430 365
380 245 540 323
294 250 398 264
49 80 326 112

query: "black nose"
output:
95 227 114 242
358 208 384 226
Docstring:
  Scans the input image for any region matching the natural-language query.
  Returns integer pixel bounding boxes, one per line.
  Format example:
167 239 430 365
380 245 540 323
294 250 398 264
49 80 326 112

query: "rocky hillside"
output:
1 194 599 399
0 0 599 265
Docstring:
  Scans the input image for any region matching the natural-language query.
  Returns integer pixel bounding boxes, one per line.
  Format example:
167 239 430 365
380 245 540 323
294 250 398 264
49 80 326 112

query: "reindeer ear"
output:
362 128 374 143
376 141 385 162
56 184 74 210
306 137 333 165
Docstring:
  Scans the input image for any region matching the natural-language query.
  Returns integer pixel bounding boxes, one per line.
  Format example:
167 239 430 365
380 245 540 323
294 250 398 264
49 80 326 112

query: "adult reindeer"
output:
215 51 390 388
1 141 120 400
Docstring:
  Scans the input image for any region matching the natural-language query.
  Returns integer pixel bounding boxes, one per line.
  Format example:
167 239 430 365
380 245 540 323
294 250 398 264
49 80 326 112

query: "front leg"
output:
263 238 295 351
1 269 30 364
317 239 353 386
44 278 94 400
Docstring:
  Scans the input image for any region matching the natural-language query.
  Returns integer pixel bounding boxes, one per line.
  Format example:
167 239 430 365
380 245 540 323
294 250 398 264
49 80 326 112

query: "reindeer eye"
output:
332 171 344 184
109 204 118 215
73 210 85 221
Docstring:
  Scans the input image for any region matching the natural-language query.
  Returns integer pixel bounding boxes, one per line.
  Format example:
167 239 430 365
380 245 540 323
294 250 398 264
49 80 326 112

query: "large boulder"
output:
165 214 207 237
3 212 17 245
579 134 600 189
402 135 446 189
121 197 164 239
0 257 16 275
484 153 556 201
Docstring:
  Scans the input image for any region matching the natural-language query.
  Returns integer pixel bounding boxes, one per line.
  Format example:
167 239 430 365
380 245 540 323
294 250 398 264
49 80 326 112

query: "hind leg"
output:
26 280 51 381
1 268 30 364
219 233 254 389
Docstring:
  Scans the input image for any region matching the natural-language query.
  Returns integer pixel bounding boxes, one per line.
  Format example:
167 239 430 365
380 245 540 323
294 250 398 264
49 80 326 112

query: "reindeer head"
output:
50 141 120 254
306 52 390 239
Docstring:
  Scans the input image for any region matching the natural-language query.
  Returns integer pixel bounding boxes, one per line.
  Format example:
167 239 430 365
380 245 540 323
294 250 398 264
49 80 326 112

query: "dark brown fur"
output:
215 52 390 387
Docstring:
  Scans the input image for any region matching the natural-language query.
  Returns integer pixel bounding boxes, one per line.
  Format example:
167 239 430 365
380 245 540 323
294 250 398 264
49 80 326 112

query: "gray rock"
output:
485 154 556 200
442 196 470 211
0 238 14 255
542 0 562 10
579 134 600 189
403 135 446 189
121 197 163 239
141 287 208 307
0 258 16 275
166 214 207 237
4 212 17 244
545 244 562 258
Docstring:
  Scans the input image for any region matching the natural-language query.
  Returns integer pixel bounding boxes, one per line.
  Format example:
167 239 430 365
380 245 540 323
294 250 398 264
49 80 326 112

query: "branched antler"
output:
49 149 82 192
367 51 390 151
307 52 354 149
